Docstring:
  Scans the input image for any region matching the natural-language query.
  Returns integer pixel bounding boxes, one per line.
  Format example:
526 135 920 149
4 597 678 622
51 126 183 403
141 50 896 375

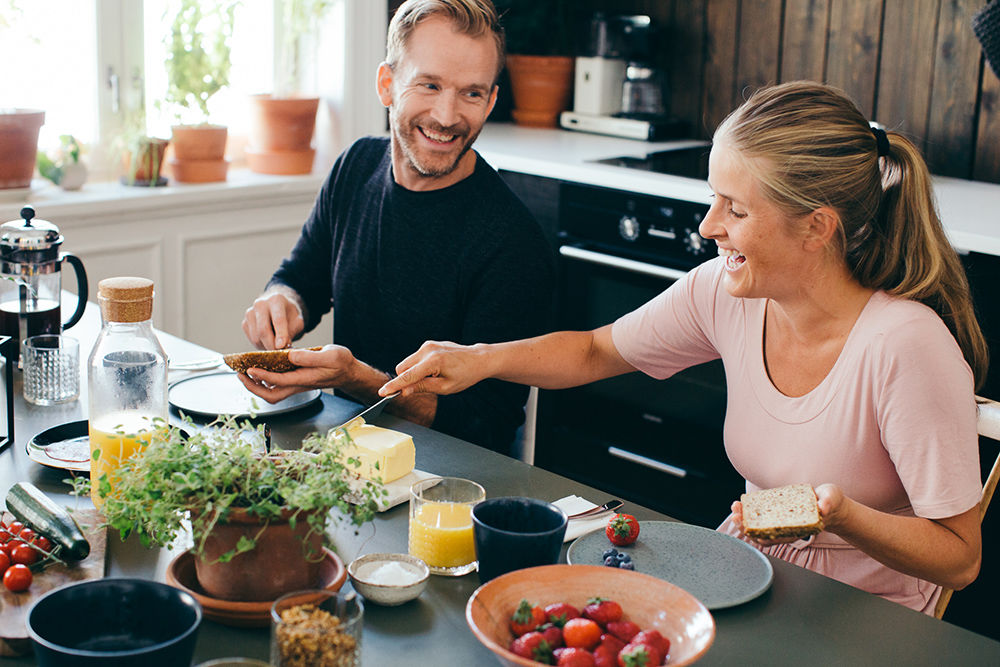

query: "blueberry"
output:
603 556 618 567
620 561 635 570
620 554 632 563
602 548 619 559
614 552 629 563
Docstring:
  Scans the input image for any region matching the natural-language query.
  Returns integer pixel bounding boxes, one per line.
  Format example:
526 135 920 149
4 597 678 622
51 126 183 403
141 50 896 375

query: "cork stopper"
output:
98 276 154 323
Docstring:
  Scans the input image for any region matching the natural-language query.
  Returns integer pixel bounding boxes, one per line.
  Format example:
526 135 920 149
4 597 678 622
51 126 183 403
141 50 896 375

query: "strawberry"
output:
599 632 626 654
557 647 597 667
540 623 564 649
583 598 623 628
510 598 547 636
631 630 670 657
545 601 582 627
510 631 553 664
606 513 640 547
593 644 619 667
606 621 640 643
616 641 664 667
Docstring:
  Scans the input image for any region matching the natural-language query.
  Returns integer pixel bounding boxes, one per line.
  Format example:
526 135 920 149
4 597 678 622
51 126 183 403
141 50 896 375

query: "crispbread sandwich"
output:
223 347 321 374
740 483 824 540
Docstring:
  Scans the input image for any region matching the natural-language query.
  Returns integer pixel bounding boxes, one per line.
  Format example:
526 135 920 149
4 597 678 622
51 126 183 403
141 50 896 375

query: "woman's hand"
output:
730 483 845 547
379 341 490 397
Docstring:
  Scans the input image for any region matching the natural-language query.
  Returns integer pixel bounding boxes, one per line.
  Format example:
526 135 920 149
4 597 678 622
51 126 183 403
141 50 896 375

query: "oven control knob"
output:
619 215 641 242
684 229 707 254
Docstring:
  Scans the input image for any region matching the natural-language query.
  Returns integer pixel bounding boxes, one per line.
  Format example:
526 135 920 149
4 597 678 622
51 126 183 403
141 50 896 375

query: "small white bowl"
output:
348 553 430 606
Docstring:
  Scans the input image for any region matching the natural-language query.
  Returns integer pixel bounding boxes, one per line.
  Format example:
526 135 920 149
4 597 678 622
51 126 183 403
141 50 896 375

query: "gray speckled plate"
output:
566 520 773 610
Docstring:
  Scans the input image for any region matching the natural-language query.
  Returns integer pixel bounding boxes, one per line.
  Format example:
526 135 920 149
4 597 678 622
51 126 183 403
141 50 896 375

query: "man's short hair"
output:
386 0 505 85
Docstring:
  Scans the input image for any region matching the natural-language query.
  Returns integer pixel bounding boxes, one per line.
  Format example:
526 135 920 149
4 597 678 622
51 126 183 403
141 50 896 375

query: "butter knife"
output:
333 393 398 431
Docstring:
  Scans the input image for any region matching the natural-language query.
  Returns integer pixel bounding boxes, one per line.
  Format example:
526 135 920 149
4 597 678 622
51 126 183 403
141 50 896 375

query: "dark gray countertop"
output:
2 307 998 665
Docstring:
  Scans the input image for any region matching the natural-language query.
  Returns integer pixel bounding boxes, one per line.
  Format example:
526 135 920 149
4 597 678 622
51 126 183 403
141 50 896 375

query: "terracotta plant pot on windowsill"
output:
168 125 229 183
0 109 45 190
246 95 319 175
505 55 574 128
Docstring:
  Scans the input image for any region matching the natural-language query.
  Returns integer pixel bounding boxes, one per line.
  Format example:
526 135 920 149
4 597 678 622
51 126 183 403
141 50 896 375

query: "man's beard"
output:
392 112 481 179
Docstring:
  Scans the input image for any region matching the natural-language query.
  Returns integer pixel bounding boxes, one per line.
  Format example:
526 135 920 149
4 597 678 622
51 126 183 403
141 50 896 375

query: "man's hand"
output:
242 288 305 350
237 345 358 403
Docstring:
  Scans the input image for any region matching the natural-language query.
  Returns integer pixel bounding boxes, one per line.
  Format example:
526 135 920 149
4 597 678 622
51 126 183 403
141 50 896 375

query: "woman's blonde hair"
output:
715 81 988 388
387 0 505 83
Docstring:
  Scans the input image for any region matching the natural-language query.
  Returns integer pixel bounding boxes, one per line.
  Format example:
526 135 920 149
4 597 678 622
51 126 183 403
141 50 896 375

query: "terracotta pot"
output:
0 109 45 190
248 95 319 151
122 137 170 186
245 147 315 175
194 507 325 602
168 125 229 184
505 55 575 128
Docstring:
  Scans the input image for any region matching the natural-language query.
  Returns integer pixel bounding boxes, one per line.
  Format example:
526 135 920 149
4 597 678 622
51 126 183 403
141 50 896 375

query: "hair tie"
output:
871 126 890 157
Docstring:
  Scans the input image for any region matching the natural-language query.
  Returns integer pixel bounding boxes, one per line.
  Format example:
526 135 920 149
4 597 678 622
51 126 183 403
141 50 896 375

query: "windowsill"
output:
0 169 327 224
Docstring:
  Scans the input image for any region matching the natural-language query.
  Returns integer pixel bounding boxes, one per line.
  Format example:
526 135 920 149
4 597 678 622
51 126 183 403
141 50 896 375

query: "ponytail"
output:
716 81 988 389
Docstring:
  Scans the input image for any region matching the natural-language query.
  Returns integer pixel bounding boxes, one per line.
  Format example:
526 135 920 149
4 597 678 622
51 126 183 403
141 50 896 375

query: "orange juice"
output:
408 501 475 569
88 413 157 509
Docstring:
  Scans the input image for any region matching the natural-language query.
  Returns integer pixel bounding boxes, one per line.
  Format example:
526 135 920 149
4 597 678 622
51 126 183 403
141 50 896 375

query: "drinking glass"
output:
271 590 363 667
408 476 485 576
22 334 79 405
472 497 568 583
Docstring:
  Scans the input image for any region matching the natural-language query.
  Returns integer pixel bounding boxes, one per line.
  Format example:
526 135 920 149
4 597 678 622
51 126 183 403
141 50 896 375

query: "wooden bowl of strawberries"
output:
466 564 714 666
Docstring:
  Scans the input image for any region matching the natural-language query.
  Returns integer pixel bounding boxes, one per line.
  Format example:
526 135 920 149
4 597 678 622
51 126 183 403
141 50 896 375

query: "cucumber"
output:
5 482 90 561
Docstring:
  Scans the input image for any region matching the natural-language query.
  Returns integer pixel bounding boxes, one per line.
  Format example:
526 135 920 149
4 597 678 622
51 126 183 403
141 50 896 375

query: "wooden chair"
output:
934 395 1000 619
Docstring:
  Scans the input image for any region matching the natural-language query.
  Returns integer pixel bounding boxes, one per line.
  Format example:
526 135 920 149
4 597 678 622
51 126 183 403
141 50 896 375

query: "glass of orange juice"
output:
408 477 485 576
88 412 161 509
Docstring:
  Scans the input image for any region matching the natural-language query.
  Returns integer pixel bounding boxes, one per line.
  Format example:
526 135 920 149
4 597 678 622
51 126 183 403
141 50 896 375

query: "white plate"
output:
26 419 91 472
567 520 774 610
168 371 322 418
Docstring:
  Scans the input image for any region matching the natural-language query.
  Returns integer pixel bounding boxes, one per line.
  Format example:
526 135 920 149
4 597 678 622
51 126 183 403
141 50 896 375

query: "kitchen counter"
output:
1 306 999 664
475 123 1000 257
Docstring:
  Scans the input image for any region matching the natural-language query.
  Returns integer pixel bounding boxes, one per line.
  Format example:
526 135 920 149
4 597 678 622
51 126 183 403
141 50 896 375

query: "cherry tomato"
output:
7 521 23 535
17 528 35 544
3 564 31 592
0 551 9 574
0 543 13 559
0 529 11 544
11 544 37 566
34 536 53 553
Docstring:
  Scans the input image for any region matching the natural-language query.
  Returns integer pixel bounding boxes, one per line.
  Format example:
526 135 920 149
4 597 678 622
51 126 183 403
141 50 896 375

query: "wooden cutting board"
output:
0 508 108 656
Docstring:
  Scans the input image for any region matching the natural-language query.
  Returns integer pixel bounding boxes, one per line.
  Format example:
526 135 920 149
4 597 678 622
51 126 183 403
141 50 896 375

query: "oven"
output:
528 179 745 528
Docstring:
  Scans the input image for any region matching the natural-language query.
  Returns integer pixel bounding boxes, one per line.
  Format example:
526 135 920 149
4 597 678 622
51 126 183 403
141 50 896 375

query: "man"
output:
239 0 554 455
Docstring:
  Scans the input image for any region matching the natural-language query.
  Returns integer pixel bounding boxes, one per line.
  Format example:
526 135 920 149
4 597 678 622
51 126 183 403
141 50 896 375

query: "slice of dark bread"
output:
741 483 824 539
223 347 321 373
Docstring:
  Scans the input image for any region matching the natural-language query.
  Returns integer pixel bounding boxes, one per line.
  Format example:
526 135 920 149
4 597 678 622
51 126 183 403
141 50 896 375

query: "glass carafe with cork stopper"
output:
87 277 167 508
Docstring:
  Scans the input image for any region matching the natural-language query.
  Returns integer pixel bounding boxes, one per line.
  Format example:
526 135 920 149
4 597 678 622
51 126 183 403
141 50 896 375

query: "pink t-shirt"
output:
612 257 981 614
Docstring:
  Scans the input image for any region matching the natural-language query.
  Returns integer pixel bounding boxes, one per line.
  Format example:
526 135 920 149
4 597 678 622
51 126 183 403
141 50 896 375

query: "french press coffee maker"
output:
0 206 88 363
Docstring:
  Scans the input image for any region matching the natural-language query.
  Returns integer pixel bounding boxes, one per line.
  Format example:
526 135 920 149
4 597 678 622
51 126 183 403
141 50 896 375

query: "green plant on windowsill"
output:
161 0 239 126
275 0 336 97
71 414 385 568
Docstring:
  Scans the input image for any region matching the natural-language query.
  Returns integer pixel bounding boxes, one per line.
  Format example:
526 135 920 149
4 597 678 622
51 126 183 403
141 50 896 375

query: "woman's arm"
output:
732 484 982 590
379 325 636 397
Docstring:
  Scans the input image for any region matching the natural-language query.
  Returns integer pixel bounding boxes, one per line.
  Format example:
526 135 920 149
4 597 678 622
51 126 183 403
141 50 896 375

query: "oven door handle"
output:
607 446 688 478
559 245 690 281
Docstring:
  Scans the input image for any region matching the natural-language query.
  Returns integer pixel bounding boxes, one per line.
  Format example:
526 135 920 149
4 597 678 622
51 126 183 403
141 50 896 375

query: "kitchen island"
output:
0 307 997 665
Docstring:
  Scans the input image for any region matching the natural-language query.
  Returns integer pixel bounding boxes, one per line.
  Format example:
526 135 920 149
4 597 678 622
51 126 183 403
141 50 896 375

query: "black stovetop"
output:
593 144 711 180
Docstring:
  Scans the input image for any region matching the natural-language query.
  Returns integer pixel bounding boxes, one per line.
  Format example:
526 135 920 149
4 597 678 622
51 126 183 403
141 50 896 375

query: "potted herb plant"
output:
116 108 170 187
37 134 88 191
162 0 238 183
496 0 576 128
246 0 333 175
74 416 384 602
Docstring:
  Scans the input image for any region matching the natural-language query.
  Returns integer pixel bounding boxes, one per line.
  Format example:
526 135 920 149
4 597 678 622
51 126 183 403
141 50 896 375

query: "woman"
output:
380 81 986 614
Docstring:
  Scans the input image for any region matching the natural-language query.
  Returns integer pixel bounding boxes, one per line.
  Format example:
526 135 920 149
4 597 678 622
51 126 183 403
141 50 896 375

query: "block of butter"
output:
336 418 415 483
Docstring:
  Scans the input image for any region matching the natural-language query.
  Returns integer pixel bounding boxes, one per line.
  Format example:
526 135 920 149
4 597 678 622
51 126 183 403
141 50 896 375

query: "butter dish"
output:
347 468 440 511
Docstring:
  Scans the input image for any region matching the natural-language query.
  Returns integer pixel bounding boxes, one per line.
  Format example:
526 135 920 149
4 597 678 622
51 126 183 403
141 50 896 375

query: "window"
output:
0 0 385 181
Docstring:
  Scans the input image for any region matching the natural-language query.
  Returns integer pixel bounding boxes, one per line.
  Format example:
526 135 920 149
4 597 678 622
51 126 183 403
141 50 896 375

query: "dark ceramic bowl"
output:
27 578 202 667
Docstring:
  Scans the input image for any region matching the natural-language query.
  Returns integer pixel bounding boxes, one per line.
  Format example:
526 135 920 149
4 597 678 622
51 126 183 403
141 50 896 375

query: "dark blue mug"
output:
472 497 568 583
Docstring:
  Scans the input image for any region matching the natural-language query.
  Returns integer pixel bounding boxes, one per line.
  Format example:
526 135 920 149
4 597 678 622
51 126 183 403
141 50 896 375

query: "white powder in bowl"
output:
359 560 422 586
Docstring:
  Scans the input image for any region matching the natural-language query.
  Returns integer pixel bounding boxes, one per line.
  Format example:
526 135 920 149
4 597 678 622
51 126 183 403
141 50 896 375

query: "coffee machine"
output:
561 14 681 141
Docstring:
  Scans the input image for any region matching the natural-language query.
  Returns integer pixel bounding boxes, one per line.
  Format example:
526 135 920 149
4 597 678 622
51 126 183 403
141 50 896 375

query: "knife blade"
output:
333 393 398 432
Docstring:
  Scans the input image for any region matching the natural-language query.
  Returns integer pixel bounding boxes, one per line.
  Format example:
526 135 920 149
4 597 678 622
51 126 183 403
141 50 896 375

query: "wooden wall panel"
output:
825 0 883 118
926 0 983 177
875 0 938 151
780 0 830 83
702 0 741 136
666 0 707 136
974 66 1000 181
736 0 784 96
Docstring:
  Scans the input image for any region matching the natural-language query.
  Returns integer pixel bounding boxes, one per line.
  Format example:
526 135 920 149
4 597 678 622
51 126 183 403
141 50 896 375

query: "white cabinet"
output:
3 173 333 355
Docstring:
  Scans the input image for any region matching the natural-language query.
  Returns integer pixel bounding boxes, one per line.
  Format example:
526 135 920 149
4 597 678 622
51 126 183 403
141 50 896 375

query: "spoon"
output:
567 499 623 520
